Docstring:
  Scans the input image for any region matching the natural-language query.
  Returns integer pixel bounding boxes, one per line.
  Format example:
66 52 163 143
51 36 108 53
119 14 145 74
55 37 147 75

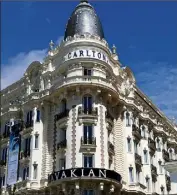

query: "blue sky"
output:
1 1 177 122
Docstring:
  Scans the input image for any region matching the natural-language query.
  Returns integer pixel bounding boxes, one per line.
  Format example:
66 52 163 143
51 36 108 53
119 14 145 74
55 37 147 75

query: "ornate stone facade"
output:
1 1 177 195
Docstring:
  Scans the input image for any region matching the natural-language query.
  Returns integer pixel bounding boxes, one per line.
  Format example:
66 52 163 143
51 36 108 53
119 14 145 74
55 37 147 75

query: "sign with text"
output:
48 168 121 183
7 129 20 185
64 49 110 65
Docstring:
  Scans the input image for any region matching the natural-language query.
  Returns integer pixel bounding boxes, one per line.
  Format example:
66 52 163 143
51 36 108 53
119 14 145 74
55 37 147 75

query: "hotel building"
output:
1 1 177 195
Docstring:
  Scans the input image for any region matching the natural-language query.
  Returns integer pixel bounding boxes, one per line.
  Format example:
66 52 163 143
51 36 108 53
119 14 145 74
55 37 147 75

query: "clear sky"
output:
1 1 177 122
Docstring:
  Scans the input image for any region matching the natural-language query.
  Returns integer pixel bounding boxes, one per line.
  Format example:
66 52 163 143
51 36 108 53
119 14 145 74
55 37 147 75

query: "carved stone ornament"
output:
120 78 134 96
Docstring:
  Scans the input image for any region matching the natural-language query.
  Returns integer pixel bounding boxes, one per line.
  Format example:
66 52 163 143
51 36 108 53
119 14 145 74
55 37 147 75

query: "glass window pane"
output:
88 156 93 167
84 156 87 167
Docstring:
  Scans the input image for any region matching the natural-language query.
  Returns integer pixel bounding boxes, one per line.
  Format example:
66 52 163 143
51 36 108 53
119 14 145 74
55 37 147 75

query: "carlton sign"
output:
48 168 121 183
64 49 110 65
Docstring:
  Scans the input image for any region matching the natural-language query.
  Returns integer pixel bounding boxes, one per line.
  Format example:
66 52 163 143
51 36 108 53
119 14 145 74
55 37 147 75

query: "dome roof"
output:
64 0 105 40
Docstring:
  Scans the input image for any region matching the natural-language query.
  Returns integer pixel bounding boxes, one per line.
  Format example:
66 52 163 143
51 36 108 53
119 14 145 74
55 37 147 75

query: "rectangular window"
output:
83 155 93 168
59 158 66 170
146 178 150 191
84 68 92 76
134 141 138 154
33 164 38 179
36 110 40 122
152 181 156 192
127 138 132 152
83 125 93 144
126 112 131 126
83 96 92 114
34 134 39 149
129 167 134 183
23 168 26 180
159 161 163 174
144 150 148 164
2 175 5 186
136 170 140 182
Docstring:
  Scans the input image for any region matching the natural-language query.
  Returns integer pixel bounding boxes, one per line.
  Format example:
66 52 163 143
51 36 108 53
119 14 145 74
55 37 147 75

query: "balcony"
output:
132 124 141 141
106 111 114 127
80 137 96 151
55 109 69 122
20 122 33 136
2 130 10 139
19 151 30 164
151 164 158 179
25 121 33 129
15 179 30 192
108 141 114 155
78 107 98 124
148 137 156 155
135 153 142 166
57 140 67 150
0 160 6 167
165 174 171 191
162 149 170 162
11 121 24 133
0 131 10 144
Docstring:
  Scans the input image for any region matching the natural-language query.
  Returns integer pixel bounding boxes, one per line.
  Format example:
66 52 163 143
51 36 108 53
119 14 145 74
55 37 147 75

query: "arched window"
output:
156 137 161 151
127 137 132 152
129 166 134 183
158 160 163 174
141 126 146 138
161 185 165 195
61 99 67 113
169 148 173 160
145 176 150 191
126 112 131 127
83 95 92 114
143 148 148 164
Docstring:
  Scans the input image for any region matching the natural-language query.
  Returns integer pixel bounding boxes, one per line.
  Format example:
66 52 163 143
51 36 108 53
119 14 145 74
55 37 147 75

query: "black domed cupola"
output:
64 0 105 40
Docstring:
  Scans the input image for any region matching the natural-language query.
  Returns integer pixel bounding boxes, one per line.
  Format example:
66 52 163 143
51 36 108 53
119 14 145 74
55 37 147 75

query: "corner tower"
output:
64 0 105 40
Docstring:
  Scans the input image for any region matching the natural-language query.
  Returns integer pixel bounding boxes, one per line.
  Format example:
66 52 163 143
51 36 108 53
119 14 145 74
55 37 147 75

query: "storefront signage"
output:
64 49 110 65
48 168 121 183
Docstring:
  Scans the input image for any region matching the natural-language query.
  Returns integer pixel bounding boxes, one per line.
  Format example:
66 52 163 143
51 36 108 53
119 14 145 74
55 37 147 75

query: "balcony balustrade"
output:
78 107 98 116
55 109 69 121
148 137 156 154
108 141 115 155
132 124 142 141
0 160 6 167
20 150 30 160
81 137 96 145
106 111 114 127
57 139 67 150
80 137 96 151
162 149 170 162
165 174 171 191
2 130 10 139
151 164 158 177
25 121 33 129
135 153 142 166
